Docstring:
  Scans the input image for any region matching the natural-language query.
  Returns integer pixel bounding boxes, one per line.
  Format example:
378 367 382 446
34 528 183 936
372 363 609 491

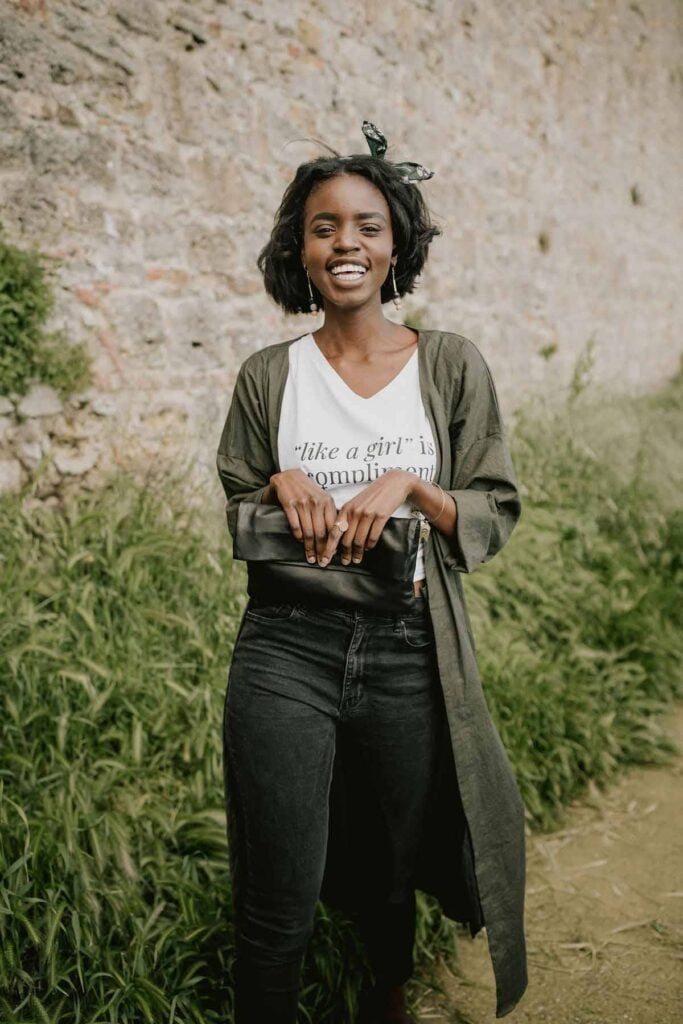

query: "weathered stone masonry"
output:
0 0 681 495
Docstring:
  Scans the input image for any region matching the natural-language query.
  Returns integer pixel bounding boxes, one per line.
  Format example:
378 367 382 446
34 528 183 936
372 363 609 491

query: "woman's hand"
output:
267 469 339 564
318 469 414 567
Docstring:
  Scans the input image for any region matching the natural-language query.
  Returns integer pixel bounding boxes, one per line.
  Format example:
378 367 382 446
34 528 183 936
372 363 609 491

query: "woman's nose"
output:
333 228 360 252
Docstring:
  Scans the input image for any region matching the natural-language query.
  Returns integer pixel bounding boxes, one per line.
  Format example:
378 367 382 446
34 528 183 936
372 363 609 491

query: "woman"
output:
217 123 527 1024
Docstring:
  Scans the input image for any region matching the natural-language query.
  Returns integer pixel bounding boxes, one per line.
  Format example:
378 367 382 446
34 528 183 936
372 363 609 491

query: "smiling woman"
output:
217 123 528 1024
304 181 393 312
257 143 440 315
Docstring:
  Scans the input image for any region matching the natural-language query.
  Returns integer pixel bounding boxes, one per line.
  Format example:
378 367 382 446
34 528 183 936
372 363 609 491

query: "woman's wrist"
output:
405 473 438 511
262 469 293 505
260 480 279 504
407 475 457 534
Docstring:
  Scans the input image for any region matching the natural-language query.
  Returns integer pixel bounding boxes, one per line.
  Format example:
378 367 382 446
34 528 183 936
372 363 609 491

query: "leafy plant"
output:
0 231 91 398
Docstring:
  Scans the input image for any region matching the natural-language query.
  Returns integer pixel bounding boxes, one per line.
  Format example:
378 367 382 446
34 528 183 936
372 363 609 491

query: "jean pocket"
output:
245 603 299 623
399 616 435 649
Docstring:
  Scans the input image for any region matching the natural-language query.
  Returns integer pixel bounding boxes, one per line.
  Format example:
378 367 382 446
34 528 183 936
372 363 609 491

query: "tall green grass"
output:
469 371 683 827
1 372 681 1021
0 482 445 1022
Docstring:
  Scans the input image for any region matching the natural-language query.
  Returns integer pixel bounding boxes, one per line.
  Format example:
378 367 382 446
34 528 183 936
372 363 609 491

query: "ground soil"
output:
411 707 683 1024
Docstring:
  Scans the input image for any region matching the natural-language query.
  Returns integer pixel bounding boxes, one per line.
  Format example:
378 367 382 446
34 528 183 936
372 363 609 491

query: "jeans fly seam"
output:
339 619 363 714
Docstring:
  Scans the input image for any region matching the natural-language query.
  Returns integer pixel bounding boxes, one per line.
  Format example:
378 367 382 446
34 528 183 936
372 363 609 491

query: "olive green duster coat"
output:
216 328 527 1017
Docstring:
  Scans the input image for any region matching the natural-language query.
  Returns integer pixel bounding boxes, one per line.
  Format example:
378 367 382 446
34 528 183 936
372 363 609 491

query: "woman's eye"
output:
313 225 380 237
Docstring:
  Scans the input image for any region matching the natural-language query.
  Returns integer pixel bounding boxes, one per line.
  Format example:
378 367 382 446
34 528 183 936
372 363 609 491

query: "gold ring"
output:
333 518 349 532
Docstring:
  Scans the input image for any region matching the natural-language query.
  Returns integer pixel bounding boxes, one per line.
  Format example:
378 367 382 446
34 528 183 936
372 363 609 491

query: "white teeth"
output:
330 264 367 275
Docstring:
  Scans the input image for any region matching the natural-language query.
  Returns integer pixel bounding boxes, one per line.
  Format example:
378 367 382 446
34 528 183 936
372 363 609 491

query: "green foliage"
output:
0 481 243 1021
0 233 91 398
0 479 454 1021
537 341 558 361
1 373 681 1020
402 306 429 330
468 369 683 828
567 333 596 401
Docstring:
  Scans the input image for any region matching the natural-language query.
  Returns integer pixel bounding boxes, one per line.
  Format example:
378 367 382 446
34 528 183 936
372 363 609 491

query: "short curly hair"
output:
257 153 441 315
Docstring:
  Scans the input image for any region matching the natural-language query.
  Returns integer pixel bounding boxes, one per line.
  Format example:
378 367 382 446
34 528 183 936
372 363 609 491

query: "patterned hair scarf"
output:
361 120 434 182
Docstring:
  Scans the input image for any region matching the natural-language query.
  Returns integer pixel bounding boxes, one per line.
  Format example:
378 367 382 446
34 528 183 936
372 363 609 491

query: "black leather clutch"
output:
232 501 422 613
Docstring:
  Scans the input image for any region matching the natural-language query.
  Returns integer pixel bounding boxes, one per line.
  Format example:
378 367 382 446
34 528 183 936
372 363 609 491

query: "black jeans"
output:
222 593 446 1023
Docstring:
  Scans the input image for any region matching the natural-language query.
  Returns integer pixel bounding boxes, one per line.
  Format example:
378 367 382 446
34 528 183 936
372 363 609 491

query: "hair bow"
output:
361 120 434 182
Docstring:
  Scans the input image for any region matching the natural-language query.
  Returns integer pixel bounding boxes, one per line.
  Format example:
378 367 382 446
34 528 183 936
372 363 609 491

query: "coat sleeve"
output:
443 339 522 573
216 356 276 539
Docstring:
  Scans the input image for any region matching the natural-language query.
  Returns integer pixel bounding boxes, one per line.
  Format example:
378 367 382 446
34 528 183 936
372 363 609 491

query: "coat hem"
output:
495 982 528 1018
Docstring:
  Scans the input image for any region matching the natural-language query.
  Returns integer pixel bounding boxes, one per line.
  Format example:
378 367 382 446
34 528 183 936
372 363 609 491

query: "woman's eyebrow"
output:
309 211 387 223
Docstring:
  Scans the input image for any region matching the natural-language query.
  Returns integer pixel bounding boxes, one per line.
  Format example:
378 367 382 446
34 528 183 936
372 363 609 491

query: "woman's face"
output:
301 173 395 312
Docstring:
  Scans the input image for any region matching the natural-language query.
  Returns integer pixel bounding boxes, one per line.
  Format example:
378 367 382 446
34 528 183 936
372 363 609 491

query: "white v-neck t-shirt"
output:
277 333 437 581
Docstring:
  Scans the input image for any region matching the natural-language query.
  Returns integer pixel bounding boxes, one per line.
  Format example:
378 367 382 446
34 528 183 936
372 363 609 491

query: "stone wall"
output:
0 0 681 496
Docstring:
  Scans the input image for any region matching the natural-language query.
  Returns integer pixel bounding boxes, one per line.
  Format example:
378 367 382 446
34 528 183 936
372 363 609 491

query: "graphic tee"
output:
277 333 437 581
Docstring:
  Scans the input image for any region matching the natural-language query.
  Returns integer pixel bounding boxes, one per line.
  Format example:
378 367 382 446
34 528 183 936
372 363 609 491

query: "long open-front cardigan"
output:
216 328 528 1017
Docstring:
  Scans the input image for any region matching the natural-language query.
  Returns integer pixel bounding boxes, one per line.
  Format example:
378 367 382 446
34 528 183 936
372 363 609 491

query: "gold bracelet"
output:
427 481 447 524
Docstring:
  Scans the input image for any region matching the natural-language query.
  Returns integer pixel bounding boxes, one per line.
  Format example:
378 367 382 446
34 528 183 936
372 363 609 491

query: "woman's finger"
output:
312 500 330 563
323 500 339 537
338 509 359 565
318 505 348 565
349 512 374 564
282 500 303 543
297 504 317 563
318 521 342 565
364 514 389 551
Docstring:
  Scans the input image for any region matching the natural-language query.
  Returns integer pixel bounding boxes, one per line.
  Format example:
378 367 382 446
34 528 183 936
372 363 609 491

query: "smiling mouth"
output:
328 263 368 283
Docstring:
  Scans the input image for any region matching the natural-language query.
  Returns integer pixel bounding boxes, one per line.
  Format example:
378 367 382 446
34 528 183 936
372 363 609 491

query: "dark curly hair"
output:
257 153 442 315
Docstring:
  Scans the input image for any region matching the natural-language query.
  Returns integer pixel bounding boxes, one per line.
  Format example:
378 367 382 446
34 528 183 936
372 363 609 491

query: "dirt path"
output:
413 708 683 1024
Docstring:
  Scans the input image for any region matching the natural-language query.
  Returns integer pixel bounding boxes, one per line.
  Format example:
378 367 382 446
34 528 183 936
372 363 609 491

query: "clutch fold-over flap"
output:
233 501 420 583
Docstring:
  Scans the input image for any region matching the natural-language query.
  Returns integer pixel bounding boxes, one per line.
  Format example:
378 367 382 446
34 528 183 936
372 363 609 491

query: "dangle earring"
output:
391 263 402 310
305 267 319 314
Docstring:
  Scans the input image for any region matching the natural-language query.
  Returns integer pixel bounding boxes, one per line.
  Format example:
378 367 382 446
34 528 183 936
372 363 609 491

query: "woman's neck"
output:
312 306 408 358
